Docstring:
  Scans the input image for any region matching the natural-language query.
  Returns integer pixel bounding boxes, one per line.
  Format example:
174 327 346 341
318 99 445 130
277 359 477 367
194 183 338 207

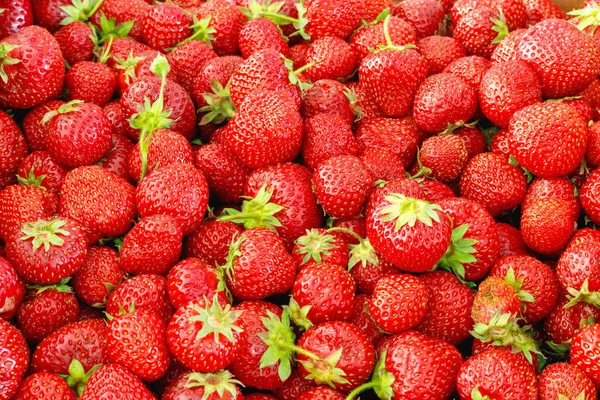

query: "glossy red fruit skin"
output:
556 228 600 295
183 220 243 267
31 319 108 375
239 18 289 59
167 258 226 309
302 113 359 171
349 17 416 64
393 0 445 39
91 0 152 42
79 363 158 400
167 41 218 94
0 185 58 242
359 146 407 182
72 246 125 308
98 133 135 181
520 198 577 255
303 0 362 41
523 177 580 220
417 270 474 345
161 371 243 399
538 362 597 400
417 36 466 75
349 294 385 344
0 257 25 320
297 321 375 392
571 324 600 390
21 99 65 152
0 0 33 39
300 79 354 124
13 371 77 400
544 296 600 346
359 48 429 118
356 116 420 167
419 134 468 182
293 262 356 325
304 36 357 82
496 222 527 257
580 169 600 226
0 318 29 399
17 151 67 193
59 166 137 244
274 368 316 400
53 21 94 67
297 387 345 400
192 0 246 56
141 3 191 53
0 109 28 187
65 62 117 106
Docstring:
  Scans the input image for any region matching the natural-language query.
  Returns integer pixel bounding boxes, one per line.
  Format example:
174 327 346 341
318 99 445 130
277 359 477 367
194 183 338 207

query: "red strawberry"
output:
418 178 456 203
456 349 537 399
418 134 469 182
72 246 126 308
0 319 29 399
443 55 491 99
417 270 475 345
183 220 243 267
302 114 358 170
346 235 398 295
417 36 466 75
304 36 357 82
221 227 296 301
274 368 316 400
0 26 64 109
162 370 244 399
166 41 217 93
0 109 28 189
102 101 130 137
520 198 577 255
238 18 289 59
167 257 227 310
580 169 600 225
80 363 158 400
292 229 349 271
303 0 363 40
167 295 244 373
53 21 94 67
13 372 76 400
17 280 80 342
471 276 521 326
0 0 33 39
496 222 527 257
65 62 116 107
17 151 67 193
571 324 600 390
59 166 136 244
356 116 420 167
140 3 191 53
522 0 566 25
91 0 151 42
297 387 345 400
349 294 385 344
191 0 247 56
192 55 243 109
538 362 597 400
300 79 354 124
6 218 88 285
544 297 600 346
21 99 65 152
136 163 208 236
97 133 135 181
0 256 25 320
478 60 542 128
359 146 407 182
393 0 445 38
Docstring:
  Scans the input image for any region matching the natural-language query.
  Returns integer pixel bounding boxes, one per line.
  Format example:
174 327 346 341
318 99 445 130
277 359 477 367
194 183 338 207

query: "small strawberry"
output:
72 246 125 308
183 220 243 267
167 257 227 309
304 36 357 82
520 198 577 255
97 133 135 181
538 362 597 400
292 229 349 271
393 0 445 38
300 79 354 124
53 21 94 66
356 116 420 167
21 99 65 152
79 363 158 400
238 18 289 59
417 36 466 75
302 114 359 170
17 151 67 193
13 372 77 400
0 319 30 399
140 2 191 53
418 134 469 182
162 370 244 399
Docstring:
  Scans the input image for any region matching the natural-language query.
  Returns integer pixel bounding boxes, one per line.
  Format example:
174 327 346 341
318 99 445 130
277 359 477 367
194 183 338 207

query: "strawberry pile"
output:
3 0 600 398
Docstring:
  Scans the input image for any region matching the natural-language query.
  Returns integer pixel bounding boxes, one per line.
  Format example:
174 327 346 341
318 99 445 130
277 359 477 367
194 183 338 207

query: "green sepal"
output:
289 0 310 40
188 294 243 344
558 390 589 400
437 224 478 281
28 277 73 295
60 0 105 25
20 219 71 252
283 56 312 91
294 229 336 265
184 370 244 399
93 14 134 46
300 347 349 388
565 279 600 308
508 155 534 183
218 185 284 232
17 167 47 189
219 233 244 285
198 80 237 125
471 387 492 400
284 297 313 331
258 309 297 382
114 51 145 87
544 340 571 360
0 43 21 84
568 4 600 31
380 194 442 230
348 237 379 271
59 359 102 397
170 16 216 51
490 11 509 44
440 120 478 136
504 267 535 306
41 100 84 125
344 86 364 122
242 0 288 24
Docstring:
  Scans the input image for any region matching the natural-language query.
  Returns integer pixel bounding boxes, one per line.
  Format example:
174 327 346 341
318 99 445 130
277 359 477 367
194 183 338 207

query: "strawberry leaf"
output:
258 310 297 382
20 219 71 252
218 185 284 231
380 194 442 230
348 237 379 270
184 370 243 399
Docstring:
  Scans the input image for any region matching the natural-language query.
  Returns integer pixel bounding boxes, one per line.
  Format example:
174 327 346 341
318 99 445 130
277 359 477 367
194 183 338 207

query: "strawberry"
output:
65 62 116 107
106 274 174 326
303 0 363 40
456 349 537 399
21 99 65 152
520 198 577 255
418 134 469 182
166 41 218 94
0 0 33 39
0 256 25 320
162 370 244 399
459 152 527 217
417 36 466 75
191 0 247 56
356 116 420 167
490 28 526 63
17 151 67 193
452 7 506 59
221 227 296 301
13 372 76 400
297 387 345 399
0 26 64 109
79 363 158 400
304 36 357 82
238 18 289 59
538 362 597 400
43 100 112 168
496 222 527 257
300 79 354 124
183 220 243 266
471 276 521 325
570 324 600 390
167 257 227 309
140 2 191 53
581 78 600 122
97 133 135 181
192 55 243 109
103 102 130 137
0 319 29 399
6 218 88 285
274 368 316 400
580 169 600 225
135 163 209 236
515 18 599 98
417 270 475 345
0 109 28 189
53 21 94 67
392 0 445 38
292 229 349 271
523 177 580 221
30 0 70 33
302 114 359 170
349 294 386 344
451 0 528 30
17 280 80 342
0 184 58 242
167 295 244 373
72 246 125 308
479 60 542 128
443 55 491 100
365 178 452 272
290 262 356 326
418 178 456 203
544 297 600 346
91 0 151 41
345 233 398 295
359 147 407 182
314 155 374 219
31 319 108 375
522 0 566 25
59 166 136 244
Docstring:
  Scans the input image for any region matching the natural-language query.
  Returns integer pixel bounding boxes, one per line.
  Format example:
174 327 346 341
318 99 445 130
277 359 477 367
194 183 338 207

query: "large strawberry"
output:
238 17 289 59
538 362 597 400
304 36 357 82
393 0 446 38
191 0 247 56
79 363 158 400
0 318 29 399
53 21 94 67
0 26 64 109
302 114 358 171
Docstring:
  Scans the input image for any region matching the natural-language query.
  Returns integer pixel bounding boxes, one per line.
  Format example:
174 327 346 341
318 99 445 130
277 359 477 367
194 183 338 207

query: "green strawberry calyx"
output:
114 51 145 87
169 16 216 51
299 347 349 388
346 352 395 400
503 267 535 306
437 224 478 283
284 297 313 331
0 43 21 84
241 0 310 40
28 277 73 294
59 359 102 397
470 310 541 365
283 56 313 92
41 100 84 124
471 387 492 400
490 11 509 44
565 279 600 308
17 167 47 189
92 14 134 46
218 185 284 232
188 294 244 345
129 54 174 181
20 219 71 252
258 309 297 381
343 86 364 122
198 79 237 125
184 370 243 399
60 0 105 25
327 226 379 271
568 4 600 33
295 229 337 265
380 193 442 230
544 339 571 360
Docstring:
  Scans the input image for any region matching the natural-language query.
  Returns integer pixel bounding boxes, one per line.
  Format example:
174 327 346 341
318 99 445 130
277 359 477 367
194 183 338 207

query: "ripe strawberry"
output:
393 0 445 38
80 363 158 400
274 368 316 400
580 169 600 225
0 0 33 39
106 274 174 326
221 227 296 301
349 294 386 344
0 256 25 320
167 295 244 373
490 28 526 63
538 362 597 400
292 229 349 271
571 323 600 389
297 321 375 392
417 178 456 203
302 114 358 170
452 7 506 59
291 262 355 326
91 0 151 42
344 81 383 122
496 222 527 257
298 387 345 399
183 220 243 266
136 163 208 236
162 370 244 399
166 41 218 94
417 36 466 75
6 218 88 285
0 109 28 189
65 62 116 107
544 297 600 346
0 26 64 109
140 3 191 53
451 0 527 30
460 152 527 217
238 18 289 59
522 0 566 25
97 133 135 181
17 151 67 193
521 198 577 255
192 55 243 109
417 270 474 345
356 116 420 167
418 134 469 182
43 100 112 168
523 177 580 220
59 166 136 244
21 99 65 152
13 372 76 400
53 21 94 67
167 257 227 309
17 280 80 342
365 178 452 272
72 246 125 308
457 349 537 399
359 146 407 182
304 36 357 82
31 319 108 375
191 0 247 56
0 319 29 399
303 0 362 40
471 276 521 326
300 79 354 124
